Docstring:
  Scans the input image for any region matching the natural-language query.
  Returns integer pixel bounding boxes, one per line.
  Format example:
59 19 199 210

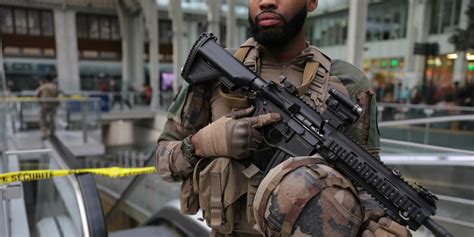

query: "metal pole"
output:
0 188 10 237
226 0 236 48
346 0 368 68
206 0 221 38
0 37 7 171
423 109 434 145
81 101 88 143
169 0 184 95
0 38 10 237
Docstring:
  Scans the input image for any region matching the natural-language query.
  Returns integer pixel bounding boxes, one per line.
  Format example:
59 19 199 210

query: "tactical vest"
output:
179 40 363 236
219 38 334 112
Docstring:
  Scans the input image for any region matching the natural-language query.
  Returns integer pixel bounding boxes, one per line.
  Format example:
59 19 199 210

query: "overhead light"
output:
447 53 458 59
467 53 474 61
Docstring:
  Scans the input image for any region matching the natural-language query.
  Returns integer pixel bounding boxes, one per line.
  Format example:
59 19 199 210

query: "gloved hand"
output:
361 217 412 237
359 191 412 237
192 106 281 160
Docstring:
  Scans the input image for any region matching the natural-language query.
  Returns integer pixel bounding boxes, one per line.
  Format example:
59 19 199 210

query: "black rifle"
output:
181 32 452 237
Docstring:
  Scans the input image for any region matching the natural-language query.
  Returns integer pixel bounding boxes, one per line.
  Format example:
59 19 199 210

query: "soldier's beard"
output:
249 5 308 48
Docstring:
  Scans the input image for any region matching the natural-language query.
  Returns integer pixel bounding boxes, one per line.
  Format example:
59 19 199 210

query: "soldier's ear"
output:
307 0 318 12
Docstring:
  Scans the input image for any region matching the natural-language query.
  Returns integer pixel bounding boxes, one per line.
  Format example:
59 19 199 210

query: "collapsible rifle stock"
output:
181 32 452 237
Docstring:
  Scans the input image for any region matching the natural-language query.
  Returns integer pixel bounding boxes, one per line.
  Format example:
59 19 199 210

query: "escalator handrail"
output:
105 150 155 222
49 135 108 237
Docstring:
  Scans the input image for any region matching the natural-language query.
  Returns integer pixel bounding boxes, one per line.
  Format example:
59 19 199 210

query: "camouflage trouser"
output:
40 107 56 138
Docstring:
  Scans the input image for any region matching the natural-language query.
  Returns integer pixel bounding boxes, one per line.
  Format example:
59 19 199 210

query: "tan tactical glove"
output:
361 217 412 237
359 193 411 237
360 192 412 237
192 106 281 160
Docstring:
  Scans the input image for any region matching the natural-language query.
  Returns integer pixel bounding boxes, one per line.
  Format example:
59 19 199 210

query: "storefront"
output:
467 52 474 83
424 54 456 88
363 57 405 102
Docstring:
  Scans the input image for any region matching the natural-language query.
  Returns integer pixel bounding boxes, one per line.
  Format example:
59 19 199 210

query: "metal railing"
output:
7 90 174 112
379 108 474 236
378 103 474 151
2 96 102 144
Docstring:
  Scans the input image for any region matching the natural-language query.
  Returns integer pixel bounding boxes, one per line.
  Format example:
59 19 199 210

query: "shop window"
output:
430 0 463 34
41 11 53 36
159 20 172 44
0 7 14 33
77 14 89 38
367 0 408 42
14 8 27 34
100 17 111 40
28 10 40 35
111 18 120 40
308 11 348 47
89 15 99 39
76 13 120 40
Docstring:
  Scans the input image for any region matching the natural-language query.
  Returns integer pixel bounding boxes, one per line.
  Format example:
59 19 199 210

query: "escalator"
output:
1 135 106 237
104 151 209 237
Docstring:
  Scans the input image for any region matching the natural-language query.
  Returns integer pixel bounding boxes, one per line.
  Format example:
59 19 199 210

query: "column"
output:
139 0 160 110
0 38 6 92
206 0 220 39
346 0 368 69
453 0 470 84
404 0 431 88
54 9 80 91
226 0 237 48
117 3 145 94
169 0 185 93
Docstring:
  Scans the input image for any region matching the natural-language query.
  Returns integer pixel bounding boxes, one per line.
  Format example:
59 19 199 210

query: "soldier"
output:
156 0 411 236
36 76 59 139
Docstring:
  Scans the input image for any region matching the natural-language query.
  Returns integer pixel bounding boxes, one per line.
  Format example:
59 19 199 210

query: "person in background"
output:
109 78 132 110
36 76 59 139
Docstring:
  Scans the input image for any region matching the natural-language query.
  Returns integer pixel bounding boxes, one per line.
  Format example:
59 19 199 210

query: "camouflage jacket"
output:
155 38 380 182
37 82 59 109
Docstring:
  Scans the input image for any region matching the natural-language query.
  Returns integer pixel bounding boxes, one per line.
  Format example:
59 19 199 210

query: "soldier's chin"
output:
254 30 291 48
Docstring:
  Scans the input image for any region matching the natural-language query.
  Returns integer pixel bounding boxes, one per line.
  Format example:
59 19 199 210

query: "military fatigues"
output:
37 82 59 139
156 38 380 236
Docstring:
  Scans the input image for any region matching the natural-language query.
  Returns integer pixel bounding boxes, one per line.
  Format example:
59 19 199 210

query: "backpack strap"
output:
216 44 257 110
234 46 253 63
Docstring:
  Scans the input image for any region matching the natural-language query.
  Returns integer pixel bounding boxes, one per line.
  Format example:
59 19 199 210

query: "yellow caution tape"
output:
1 95 88 102
0 166 157 185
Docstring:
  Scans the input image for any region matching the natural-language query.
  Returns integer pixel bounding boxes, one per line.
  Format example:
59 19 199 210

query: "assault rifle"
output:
181 33 452 237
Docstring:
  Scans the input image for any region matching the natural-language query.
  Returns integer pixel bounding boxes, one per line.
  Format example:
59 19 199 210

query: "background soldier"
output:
36 76 59 139
156 0 411 236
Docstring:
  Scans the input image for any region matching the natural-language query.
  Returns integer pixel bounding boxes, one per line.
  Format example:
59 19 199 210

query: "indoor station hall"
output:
1 0 473 236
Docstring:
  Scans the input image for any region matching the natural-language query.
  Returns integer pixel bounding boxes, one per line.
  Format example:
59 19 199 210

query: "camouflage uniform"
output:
37 81 59 139
156 38 380 236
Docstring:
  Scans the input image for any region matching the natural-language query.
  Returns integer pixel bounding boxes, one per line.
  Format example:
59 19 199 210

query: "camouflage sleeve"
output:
330 60 381 158
155 84 212 182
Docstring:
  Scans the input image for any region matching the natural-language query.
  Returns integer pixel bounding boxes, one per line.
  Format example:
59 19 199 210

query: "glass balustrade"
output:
379 103 474 151
3 150 85 237
379 107 474 237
